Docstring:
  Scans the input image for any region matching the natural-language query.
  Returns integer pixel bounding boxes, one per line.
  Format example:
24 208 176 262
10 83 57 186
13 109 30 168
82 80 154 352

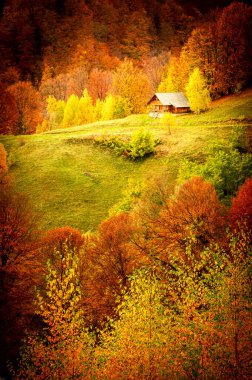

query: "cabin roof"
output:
148 92 190 108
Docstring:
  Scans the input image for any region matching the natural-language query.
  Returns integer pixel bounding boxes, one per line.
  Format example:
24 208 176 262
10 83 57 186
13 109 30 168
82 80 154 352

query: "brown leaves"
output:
41 226 84 274
229 176 252 232
7 81 42 134
0 83 19 135
149 177 226 262
82 212 145 325
0 187 39 268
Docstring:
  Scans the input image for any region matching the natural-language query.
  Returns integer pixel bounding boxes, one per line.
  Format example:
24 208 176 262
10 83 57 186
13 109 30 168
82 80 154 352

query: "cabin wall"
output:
148 100 190 114
148 101 172 112
172 107 190 113
149 100 162 112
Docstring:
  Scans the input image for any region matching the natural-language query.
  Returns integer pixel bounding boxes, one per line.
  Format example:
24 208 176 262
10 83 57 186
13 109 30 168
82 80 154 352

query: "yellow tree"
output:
15 246 94 379
46 96 57 130
207 235 252 379
186 68 211 114
94 98 104 121
62 94 79 128
101 94 116 121
76 88 94 125
158 56 182 92
94 268 177 380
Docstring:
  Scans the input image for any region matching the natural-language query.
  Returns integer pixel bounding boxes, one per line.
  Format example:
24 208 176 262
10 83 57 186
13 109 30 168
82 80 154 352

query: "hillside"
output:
1 89 251 232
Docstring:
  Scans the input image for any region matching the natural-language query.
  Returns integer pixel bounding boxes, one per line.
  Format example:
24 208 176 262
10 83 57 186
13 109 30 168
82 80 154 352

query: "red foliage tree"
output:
180 2 252 97
121 9 153 60
40 73 69 101
7 81 42 134
0 67 20 88
0 143 10 186
150 177 226 262
0 184 41 377
0 143 7 173
87 68 112 101
0 1 45 84
0 190 39 268
229 176 252 235
215 2 252 94
0 83 19 135
83 212 145 325
41 226 84 269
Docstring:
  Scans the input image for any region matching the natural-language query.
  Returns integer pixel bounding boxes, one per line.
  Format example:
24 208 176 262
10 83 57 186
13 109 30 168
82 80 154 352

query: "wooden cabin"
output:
147 92 190 115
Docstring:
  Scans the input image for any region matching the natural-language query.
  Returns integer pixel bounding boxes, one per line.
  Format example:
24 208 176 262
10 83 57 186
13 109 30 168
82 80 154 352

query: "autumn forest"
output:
0 0 252 379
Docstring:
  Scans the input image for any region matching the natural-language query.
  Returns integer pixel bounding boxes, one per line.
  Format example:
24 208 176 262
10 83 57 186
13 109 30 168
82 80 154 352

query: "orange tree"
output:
7 81 42 134
148 176 226 264
82 212 146 326
112 59 151 114
229 177 252 235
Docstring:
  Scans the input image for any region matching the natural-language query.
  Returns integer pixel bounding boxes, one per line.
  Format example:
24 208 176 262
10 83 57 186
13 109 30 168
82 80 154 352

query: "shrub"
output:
94 135 127 156
178 149 252 200
94 129 157 161
128 129 155 160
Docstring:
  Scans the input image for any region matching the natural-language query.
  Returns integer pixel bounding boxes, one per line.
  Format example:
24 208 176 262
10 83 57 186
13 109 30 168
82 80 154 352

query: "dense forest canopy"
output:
0 0 252 134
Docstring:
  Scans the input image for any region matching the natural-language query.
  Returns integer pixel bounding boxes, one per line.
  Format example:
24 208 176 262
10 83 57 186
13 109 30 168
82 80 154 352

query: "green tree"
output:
15 246 94 379
186 68 211 114
178 149 252 200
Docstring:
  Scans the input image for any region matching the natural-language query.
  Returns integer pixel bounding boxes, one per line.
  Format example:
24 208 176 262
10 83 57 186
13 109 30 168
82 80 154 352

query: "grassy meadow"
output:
1 89 251 233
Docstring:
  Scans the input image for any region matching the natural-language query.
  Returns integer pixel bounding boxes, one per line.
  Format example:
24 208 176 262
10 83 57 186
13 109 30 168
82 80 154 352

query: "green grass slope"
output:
1 89 251 232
